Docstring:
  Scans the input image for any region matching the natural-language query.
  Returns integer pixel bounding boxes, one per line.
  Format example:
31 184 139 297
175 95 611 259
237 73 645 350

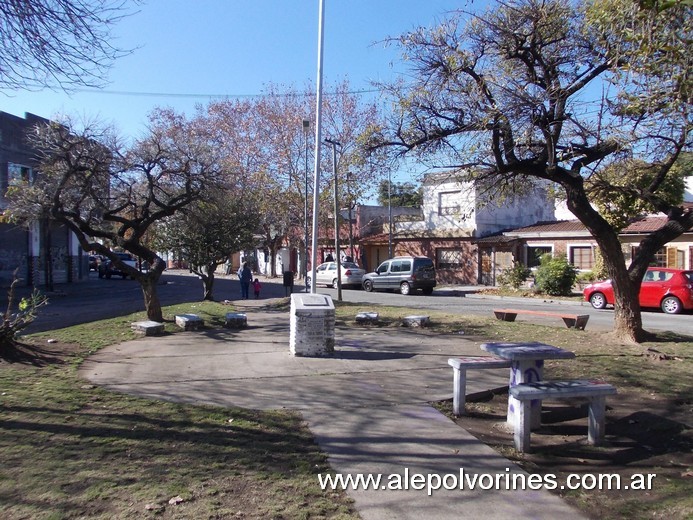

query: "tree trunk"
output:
565 184 645 343
602 250 645 343
270 247 277 278
202 265 215 301
141 275 163 322
137 258 166 322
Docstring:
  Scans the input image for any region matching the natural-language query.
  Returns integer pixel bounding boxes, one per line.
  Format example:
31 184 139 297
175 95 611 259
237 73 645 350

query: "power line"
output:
72 87 381 99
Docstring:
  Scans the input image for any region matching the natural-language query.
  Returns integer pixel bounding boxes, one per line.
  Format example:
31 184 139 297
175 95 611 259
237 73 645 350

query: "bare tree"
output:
6 110 224 321
204 81 390 277
372 0 692 342
0 0 137 90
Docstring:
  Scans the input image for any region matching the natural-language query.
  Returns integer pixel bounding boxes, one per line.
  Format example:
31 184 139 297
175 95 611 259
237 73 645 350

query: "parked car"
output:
583 268 693 314
88 255 102 272
307 261 365 289
98 252 138 279
362 256 436 295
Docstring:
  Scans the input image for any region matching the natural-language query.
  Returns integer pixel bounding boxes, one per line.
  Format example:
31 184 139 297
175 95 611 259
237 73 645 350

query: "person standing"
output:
239 262 252 299
252 278 262 299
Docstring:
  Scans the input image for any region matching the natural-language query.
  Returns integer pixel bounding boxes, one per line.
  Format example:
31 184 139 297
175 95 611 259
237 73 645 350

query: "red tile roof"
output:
504 211 693 236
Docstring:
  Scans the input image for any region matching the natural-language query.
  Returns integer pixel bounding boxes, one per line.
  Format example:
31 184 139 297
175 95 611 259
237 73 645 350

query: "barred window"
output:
437 249 464 268
632 246 667 267
438 191 460 216
570 246 594 270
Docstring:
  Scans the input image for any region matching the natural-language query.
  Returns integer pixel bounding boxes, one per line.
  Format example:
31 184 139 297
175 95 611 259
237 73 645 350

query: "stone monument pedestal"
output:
289 293 335 357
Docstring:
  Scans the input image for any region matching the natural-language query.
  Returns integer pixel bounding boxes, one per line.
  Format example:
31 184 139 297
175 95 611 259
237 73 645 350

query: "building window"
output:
570 246 594 270
438 191 460 216
652 247 667 267
437 249 464 268
526 246 552 268
631 246 684 268
8 163 33 186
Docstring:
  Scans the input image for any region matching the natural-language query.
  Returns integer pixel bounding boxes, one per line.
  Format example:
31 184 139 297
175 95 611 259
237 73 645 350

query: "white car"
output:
309 261 365 289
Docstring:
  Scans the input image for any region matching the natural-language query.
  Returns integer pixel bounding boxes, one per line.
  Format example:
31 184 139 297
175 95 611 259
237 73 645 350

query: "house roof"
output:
503 220 590 238
473 234 521 245
504 211 693 238
359 229 475 245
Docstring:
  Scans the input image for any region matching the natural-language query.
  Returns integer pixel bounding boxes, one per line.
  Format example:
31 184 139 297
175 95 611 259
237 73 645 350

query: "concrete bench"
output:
402 315 430 327
355 312 379 324
448 356 512 415
131 320 165 336
493 308 590 330
224 312 248 329
175 314 204 331
509 379 617 453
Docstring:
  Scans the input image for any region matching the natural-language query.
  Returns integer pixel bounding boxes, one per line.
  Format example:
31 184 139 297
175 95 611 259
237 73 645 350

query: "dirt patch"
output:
0 339 83 367
440 385 692 519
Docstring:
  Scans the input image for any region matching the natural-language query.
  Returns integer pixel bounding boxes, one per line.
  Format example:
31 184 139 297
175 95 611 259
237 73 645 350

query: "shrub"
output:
1 273 48 350
591 248 609 281
534 254 578 296
497 262 531 290
576 270 597 283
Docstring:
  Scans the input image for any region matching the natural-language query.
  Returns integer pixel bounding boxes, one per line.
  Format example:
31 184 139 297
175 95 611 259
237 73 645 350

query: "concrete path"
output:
79 303 586 520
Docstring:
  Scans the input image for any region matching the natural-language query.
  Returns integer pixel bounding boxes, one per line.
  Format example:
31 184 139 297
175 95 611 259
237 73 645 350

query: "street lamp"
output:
346 171 354 261
325 137 342 302
388 169 393 259
303 119 310 293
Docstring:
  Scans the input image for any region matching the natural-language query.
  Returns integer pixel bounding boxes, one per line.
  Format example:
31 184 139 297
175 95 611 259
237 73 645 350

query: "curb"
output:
463 293 591 308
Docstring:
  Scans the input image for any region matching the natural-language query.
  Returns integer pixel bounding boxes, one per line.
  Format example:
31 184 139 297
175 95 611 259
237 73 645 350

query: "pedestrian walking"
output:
239 262 252 299
252 278 262 299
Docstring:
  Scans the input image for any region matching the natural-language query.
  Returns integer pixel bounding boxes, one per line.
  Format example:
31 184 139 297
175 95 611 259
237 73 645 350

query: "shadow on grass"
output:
0 341 73 366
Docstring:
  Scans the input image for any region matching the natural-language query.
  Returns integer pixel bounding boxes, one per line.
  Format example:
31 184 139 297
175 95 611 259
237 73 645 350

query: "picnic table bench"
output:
493 308 590 330
509 379 617 453
448 356 511 415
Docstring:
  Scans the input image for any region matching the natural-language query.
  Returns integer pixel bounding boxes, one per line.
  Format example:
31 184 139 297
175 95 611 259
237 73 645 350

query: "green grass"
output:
334 301 693 399
1 301 358 520
1 298 691 519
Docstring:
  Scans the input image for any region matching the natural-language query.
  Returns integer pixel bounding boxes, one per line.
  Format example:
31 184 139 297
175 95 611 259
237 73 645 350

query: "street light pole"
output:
388 169 393 259
325 138 342 302
347 171 354 261
303 119 310 292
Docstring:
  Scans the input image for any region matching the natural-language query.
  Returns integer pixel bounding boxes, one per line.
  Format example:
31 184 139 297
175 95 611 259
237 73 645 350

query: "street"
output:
12 270 692 336
311 283 692 336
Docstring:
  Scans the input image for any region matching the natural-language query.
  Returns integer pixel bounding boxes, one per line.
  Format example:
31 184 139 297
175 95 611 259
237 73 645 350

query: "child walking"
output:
252 278 262 299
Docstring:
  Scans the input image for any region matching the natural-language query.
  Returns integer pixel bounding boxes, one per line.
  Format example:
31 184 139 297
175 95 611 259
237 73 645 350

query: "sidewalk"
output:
79 303 586 519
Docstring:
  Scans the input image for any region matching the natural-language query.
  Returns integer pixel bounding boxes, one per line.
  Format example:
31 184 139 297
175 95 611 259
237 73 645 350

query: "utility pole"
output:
325 138 342 302
303 119 310 292
388 170 393 259
347 171 354 261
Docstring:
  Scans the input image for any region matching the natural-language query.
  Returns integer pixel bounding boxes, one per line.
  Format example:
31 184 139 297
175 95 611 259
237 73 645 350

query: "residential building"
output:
503 212 693 272
0 111 89 287
360 172 556 284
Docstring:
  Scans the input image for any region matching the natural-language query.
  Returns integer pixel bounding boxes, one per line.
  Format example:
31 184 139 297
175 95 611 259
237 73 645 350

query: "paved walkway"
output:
79 301 586 520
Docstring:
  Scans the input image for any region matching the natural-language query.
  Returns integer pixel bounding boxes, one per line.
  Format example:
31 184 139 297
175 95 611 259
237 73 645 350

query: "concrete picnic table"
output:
480 341 576 429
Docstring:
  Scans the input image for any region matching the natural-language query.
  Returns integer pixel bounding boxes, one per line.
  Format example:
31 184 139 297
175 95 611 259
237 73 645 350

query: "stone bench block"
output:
448 357 512 415
175 314 204 331
402 315 430 327
509 379 617 453
225 312 248 329
355 312 379 324
131 320 165 336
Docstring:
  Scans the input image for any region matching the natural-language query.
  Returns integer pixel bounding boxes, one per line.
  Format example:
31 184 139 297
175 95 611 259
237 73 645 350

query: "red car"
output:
584 268 693 314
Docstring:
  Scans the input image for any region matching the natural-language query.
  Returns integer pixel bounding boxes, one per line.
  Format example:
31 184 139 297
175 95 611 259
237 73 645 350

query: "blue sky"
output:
2 0 473 140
